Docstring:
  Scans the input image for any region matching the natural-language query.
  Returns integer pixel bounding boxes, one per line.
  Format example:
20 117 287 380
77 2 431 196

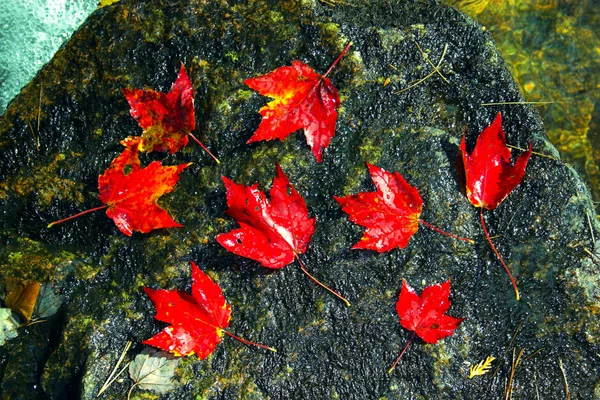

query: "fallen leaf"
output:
33 282 65 319
122 64 194 154
143 261 231 358
143 261 274 358
217 165 349 305
49 139 190 236
334 163 422 252
335 163 472 252
460 112 532 211
459 112 531 300
389 279 463 372
98 141 191 235
128 348 179 397
244 43 351 162
0 308 19 346
216 164 315 269
4 279 40 323
469 355 495 378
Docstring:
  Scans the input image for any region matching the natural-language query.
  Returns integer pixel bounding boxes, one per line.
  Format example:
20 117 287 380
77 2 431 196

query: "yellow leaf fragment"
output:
469 355 495 379
98 0 120 7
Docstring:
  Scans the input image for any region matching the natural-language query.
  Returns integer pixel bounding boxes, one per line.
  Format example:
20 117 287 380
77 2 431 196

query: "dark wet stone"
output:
1 0 599 399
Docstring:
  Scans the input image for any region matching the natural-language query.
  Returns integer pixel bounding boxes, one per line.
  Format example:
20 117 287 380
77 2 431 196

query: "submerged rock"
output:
1 0 599 398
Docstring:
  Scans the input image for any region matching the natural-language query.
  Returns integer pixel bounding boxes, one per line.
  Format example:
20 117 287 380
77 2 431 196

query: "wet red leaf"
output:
216 164 315 269
396 279 463 344
143 261 232 358
460 112 532 210
334 163 422 252
98 139 191 235
459 112 532 300
389 279 464 372
216 164 349 306
122 64 195 154
244 43 351 162
48 138 190 235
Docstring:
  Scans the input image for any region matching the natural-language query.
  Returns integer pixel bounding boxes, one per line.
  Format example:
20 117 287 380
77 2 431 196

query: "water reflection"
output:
445 0 600 207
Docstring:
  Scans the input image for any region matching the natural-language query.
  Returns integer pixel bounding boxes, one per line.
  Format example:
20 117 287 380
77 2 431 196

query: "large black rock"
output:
1 0 599 398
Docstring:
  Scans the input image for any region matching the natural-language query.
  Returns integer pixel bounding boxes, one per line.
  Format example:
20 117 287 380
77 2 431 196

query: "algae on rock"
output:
1 0 599 399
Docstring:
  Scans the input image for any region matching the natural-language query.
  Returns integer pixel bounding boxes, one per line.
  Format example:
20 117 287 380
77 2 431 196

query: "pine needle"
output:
506 144 557 161
395 43 448 94
559 358 571 400
504 348 525 400
469 356 495 378
480 101 554 106
97 341 132 397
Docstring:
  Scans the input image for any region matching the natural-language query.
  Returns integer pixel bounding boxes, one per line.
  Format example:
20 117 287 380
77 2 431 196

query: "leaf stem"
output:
127 382 139 400
388 332 416 373
189 132 220 164
479 208 520 300
48 205 108 228
323 41 352 79
223 330 277 352
295 254 350 307
418 219 473 244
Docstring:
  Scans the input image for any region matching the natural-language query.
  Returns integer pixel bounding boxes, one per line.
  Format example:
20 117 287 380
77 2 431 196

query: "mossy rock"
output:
1 0 599 399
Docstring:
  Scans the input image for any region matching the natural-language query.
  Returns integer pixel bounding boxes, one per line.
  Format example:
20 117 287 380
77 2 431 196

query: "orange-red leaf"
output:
396 279 463 344
460 112 532 210
98 138 190 236
334 163 422 252
143 261 232 358
216 164 315 268
122 64 194 154
244 44 351 162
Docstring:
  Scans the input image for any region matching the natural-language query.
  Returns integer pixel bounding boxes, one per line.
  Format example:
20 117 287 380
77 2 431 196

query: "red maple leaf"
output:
460 112 532 210
216 164 349 306
334 163 472 252
122 64 219 162
459 112 532 300
388 279 464 373
244 42 352 162
143 261 275 358
48 138 190 236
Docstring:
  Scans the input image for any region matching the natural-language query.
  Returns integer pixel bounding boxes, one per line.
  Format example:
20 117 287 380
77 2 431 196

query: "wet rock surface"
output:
1 0 599 398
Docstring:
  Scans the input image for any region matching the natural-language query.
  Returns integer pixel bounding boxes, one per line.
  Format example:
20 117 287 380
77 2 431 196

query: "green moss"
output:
1 237 88 282
0 152 85 208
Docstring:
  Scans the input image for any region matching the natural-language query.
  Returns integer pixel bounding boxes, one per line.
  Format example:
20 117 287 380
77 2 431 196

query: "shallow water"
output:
0 0 97 111
445 0 600 206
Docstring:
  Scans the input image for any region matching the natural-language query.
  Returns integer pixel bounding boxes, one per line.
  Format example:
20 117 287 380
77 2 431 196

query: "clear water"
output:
0 0 97 112
444 0 600 207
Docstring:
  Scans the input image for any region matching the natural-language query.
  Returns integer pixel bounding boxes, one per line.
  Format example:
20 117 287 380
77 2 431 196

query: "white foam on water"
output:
0 0 97 113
